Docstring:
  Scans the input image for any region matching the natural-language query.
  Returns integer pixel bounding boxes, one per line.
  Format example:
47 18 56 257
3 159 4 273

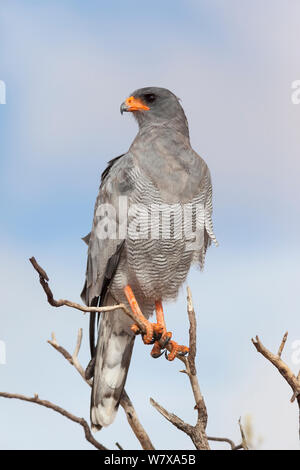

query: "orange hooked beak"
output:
120 96 150 114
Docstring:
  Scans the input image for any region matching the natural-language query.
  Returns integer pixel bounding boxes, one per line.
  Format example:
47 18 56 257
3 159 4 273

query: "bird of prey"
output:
81 87 217 430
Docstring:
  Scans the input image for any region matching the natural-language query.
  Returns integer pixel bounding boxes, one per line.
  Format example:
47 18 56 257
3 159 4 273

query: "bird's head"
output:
120 87 189 134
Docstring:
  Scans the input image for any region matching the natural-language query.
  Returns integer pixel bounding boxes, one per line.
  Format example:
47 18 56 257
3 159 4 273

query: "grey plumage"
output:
81 87 217 430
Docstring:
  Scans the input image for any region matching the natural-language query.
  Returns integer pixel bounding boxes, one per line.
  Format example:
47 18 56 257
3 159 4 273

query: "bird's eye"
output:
143 93 156 103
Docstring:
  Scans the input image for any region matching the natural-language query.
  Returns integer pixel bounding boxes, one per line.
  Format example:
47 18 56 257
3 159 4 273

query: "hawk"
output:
81 87 217 430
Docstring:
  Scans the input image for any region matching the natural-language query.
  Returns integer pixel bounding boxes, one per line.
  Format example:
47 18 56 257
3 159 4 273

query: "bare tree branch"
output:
0 392 106 450
238 417 249 450
150 287 210 450
150 287 247 450
29 256 138 322
27 256 245 450
277 331 288 358
120 391 155 450
187 286 197 376
30 256 186 360
48 330 90 385
185 287 208 430
150 397 193 434
252 333 300 440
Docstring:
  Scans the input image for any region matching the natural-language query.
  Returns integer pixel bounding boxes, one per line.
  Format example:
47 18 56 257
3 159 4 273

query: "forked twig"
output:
150 287 244 450
252 333 300 439
30 256 187 360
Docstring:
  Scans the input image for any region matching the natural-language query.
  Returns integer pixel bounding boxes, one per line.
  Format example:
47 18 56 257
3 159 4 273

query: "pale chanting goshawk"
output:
81 87 217 431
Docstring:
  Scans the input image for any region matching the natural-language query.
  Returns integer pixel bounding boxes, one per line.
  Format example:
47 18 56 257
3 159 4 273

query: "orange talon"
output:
130 324 141 335
166 342 189 361
166 340 180 361
161 331 172 347
151 341 164 358
179 345 189 356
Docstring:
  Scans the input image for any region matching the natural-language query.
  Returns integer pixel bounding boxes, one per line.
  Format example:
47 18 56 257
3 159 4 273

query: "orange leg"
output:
124 285 189 361
124 285 163 344
151 300 189 361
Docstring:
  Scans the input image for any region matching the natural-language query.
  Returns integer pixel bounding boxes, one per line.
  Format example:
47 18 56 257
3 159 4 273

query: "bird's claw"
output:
131 322 188 360
130 322 164 344
150 341 165 358
164 341 189 361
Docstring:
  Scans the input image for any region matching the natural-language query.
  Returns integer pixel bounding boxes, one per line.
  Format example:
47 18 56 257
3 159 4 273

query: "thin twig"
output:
185 288 208 429
252 333 300 440
277 331 288 358
150 287 210 450
0 392 106 450
120 391 155 450
150 397 193 434
30 257 134 317
238 417 249 450
150 288 244 450
48 331 91 385
252 334 300 401
187 286 197 375
30 256 184 360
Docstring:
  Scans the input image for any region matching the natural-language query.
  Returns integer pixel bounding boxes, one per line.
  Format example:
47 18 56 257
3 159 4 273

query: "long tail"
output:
90 298 135 430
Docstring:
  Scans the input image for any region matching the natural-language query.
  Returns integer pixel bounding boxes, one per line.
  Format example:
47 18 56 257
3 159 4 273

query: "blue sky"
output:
0 0 299 449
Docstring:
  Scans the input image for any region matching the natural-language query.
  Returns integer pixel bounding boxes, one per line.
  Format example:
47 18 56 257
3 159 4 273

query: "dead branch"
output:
30 256 185 360
29 256 136 320
150 288 210 450
252 333 300 439
26 256 245 450
187 286 197 375
120 391 155 450
238 417 249 450
48 329 155 450
150 287 246 450
277 331 288 358
0 391 106 450
48 330 90 385
150 397 194 433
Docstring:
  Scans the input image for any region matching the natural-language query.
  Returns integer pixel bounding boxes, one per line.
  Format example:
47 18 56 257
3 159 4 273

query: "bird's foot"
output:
150 337 189 361
131 321 170 345
124 285 189 360
131 322 189 360
165 340 189 361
